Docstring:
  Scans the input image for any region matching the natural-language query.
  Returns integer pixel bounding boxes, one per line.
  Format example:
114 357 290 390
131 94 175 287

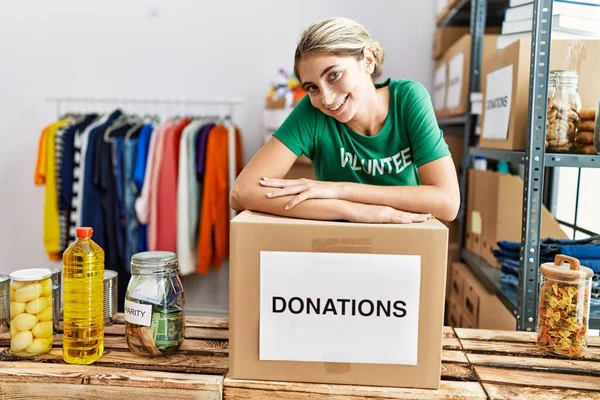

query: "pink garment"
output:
135 122 164 225
155 118 191 252
148 120 177 251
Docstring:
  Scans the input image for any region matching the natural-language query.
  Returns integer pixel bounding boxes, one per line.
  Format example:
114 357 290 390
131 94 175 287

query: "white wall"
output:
0 0 435 312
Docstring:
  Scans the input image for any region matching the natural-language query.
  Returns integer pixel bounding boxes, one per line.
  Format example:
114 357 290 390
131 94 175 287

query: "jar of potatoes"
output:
9 268 54 357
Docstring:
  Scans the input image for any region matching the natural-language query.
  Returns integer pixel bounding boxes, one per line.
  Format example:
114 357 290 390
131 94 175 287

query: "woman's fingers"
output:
266 184 308 198
285 192 311 210
260 177 306 188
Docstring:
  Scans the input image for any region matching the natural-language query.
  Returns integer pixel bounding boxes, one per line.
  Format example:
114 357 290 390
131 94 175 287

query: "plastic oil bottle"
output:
62 227 105 364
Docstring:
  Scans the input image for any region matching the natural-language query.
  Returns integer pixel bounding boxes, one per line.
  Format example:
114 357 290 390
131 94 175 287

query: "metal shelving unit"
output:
449 0 600 331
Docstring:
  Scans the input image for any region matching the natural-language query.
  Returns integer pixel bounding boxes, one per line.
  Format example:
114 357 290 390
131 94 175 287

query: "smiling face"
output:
297 51 375 123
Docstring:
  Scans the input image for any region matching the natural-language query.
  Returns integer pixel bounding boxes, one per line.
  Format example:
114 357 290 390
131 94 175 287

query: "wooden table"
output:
0 315 599 399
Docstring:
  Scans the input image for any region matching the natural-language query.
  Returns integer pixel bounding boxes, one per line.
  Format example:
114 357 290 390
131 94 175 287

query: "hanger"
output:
125 116 144 142
103 114 131 143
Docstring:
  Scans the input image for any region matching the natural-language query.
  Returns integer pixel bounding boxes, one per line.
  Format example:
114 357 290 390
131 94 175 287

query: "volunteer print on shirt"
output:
340 146 413 177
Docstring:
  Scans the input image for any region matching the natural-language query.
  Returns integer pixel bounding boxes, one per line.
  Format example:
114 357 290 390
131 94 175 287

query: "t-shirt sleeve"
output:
402 81 451 167
272 96 318 159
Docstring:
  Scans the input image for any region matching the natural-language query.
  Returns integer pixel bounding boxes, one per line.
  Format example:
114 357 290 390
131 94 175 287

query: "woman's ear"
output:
363 47 375 75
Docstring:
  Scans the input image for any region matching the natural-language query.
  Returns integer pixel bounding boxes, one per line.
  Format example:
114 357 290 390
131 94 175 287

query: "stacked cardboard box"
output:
465 169 568 267
448 262 516 330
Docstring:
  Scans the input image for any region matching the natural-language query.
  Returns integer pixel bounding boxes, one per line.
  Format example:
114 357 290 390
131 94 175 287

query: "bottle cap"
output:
76 227 93 238
9 268 53 282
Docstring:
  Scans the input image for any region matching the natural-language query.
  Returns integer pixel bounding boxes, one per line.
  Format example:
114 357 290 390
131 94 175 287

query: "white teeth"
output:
328 95 347 111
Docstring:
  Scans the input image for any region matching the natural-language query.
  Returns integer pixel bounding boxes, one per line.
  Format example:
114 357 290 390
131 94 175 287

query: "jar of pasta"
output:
546 70 581 153
537 255 593 358
9 268 54 357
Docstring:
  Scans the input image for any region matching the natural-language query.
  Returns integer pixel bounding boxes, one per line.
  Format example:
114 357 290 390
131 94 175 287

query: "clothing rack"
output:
47 96 243 219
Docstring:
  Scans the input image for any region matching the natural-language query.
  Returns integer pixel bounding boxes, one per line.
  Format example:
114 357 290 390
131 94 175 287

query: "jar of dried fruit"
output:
537 255 593 358
546 70 581 153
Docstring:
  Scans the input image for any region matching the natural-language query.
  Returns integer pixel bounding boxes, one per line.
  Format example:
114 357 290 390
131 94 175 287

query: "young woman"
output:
231 17 460 224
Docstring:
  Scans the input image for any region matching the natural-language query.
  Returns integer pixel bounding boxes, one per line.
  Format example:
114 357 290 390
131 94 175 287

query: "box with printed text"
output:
229 211 448 389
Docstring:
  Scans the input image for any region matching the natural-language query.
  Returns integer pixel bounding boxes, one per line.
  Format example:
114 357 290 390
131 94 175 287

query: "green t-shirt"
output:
273 78 450 186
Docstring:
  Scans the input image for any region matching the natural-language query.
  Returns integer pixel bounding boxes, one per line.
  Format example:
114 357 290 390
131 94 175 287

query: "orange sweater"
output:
197 124 243 274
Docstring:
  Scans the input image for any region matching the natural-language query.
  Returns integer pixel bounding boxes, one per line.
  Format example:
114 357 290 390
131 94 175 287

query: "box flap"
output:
232 210 448 231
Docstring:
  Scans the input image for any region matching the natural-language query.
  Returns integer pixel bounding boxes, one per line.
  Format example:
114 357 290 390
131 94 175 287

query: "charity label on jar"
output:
124 299 152 326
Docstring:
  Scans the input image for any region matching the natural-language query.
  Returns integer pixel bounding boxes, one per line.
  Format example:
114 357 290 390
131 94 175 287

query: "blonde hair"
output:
294 17 385 81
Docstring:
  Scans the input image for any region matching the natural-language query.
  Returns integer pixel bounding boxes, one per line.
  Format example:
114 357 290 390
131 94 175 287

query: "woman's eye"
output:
307 85 319 93
329 71 341 81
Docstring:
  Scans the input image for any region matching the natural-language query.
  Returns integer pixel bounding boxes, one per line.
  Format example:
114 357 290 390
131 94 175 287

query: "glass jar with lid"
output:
125 251 185 357
8 268 54 357
546 70 581 153
537 255 593 358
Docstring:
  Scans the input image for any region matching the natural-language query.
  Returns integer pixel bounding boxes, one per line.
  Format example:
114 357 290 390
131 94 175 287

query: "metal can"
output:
104 270 118 325
0 275 9 334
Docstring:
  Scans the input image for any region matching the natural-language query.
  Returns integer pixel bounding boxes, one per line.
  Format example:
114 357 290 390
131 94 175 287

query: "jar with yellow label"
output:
9 268 54 357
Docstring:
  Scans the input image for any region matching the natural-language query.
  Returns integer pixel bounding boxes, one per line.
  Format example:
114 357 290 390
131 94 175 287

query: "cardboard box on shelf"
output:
449 249 464 302
447 296 461 327
452 262 517 330
479 39 600 150
445 135 464 172
465 169 483 255
446 242 460 300
433 27 469 60
433 60 448 115
436 34 499 118
229 211 449 389
471 170 568 267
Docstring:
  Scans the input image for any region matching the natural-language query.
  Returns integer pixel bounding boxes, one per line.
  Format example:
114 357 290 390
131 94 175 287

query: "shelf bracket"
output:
519 0 554 331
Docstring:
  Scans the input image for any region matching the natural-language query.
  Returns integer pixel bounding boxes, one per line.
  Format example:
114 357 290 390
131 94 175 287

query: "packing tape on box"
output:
312 238 372 253
324 362 352 375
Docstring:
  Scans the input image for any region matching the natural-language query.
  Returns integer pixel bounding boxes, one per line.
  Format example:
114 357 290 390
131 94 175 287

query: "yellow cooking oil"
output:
62 227 104 364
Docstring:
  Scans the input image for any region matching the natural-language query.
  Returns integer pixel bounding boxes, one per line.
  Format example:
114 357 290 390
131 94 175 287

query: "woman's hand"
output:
347 203 431 224
260 177 346 210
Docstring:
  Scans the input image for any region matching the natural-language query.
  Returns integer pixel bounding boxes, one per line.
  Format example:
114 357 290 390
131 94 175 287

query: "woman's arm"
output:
231 138 431 223
340 156 460 221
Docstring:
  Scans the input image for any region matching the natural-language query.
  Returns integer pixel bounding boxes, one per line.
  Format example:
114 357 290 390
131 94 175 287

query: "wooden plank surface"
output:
0 361 223 391
0 347 228 375
442 350 469 364
461 339 600 361
0 382 222 400
223 378 487 400
484 384 600 399
475 365 600 391
455 328 600 347
467 353 600 375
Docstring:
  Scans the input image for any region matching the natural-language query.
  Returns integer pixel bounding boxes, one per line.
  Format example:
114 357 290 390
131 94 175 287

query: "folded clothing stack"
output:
494 236 600 311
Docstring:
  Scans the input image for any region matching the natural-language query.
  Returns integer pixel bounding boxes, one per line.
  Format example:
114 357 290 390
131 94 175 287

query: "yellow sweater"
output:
35 119 71 260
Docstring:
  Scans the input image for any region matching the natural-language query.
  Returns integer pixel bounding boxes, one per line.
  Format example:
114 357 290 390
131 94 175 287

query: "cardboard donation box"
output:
480 39 600 150
435 34 499 117
229 211 449 389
